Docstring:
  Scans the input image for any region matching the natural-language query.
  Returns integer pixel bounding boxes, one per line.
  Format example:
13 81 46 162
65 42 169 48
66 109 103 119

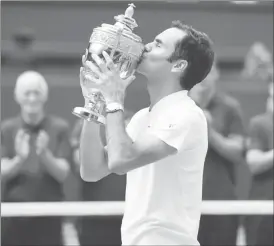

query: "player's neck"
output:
147 80 182 110
21 111 45 126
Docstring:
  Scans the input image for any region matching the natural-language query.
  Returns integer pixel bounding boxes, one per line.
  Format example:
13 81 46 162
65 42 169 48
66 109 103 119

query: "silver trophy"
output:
72 3 144 124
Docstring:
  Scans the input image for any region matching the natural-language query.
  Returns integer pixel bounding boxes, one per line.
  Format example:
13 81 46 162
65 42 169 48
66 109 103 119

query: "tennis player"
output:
79 20 214 245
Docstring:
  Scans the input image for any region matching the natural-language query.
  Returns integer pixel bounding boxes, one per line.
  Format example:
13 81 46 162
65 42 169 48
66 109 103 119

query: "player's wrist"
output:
105 101 124 114
107 87 126 102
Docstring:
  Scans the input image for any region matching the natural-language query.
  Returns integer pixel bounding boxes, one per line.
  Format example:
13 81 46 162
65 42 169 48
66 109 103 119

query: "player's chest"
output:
129 115 150 141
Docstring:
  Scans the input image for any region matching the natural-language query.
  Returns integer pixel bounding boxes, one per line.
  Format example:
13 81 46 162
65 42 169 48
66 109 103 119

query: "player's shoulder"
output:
47 115 70 131
130 108 149 121
167 98 207 130
180 96 206 120
1 116 21 132
134 107 149 116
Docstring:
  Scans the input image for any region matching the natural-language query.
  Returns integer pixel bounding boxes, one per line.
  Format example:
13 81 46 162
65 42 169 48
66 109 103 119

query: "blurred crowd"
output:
1 27 273 246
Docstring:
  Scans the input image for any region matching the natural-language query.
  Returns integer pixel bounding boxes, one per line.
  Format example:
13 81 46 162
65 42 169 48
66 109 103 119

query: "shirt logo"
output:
169 124 176 128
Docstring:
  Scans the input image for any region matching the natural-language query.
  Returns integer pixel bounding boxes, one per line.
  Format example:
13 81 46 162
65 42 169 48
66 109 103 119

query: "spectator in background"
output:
71 110 133 245
1 71 72 246
190 63 246 246
242 42 273 82
245 75 273 246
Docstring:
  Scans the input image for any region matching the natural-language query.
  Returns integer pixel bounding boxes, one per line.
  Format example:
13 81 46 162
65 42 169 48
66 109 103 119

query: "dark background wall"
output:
1 1 273 55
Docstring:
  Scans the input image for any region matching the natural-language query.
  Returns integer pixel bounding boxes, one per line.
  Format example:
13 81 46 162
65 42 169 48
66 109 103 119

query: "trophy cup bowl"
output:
72 3 144 124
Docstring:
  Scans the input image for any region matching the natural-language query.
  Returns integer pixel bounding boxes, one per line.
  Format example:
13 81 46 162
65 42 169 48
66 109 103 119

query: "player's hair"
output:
168 20 215 90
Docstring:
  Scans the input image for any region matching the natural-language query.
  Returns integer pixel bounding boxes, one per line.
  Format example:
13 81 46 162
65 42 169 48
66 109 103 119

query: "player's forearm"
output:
79 120 110 182
246 149 274 175
208 129 244 164
1 156 24 180
40 150 70 183
106 111 135 175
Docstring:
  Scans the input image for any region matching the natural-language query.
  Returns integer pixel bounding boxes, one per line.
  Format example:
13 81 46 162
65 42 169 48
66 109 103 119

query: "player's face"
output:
137 28 186 77
20 88 45 115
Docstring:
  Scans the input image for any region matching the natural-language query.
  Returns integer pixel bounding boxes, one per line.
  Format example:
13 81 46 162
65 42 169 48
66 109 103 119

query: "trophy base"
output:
72 107 106 125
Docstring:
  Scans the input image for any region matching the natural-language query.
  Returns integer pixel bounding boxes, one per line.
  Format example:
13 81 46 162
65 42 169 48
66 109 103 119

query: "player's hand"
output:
15 129 30 160
81 51 136 105
36 130 50 155
79 50 92 99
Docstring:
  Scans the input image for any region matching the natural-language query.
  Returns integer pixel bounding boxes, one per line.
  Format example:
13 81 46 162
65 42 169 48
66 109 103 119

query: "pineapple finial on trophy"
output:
114 3 138 31
125 3 136 18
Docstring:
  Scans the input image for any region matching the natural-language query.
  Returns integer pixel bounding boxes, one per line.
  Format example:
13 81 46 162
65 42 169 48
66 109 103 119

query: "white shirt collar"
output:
149 90 189 113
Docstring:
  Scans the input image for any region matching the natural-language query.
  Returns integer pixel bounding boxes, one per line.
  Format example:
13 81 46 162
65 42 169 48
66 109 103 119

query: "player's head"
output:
137 20 214 91
14 71 48 116
189 61 220 108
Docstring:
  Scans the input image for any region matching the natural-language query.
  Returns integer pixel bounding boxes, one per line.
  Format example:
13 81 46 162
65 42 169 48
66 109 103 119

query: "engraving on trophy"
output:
72 3 145 124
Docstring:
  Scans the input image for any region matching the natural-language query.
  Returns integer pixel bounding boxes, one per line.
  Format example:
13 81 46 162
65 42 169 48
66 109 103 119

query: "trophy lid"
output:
114 3 138 31
90 3 144 60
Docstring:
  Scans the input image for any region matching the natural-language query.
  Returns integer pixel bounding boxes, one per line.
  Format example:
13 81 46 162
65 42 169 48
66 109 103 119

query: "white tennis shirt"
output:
121 90 208 245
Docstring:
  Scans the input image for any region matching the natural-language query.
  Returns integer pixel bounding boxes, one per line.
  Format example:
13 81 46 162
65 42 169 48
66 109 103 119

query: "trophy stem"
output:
72 90 106 125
